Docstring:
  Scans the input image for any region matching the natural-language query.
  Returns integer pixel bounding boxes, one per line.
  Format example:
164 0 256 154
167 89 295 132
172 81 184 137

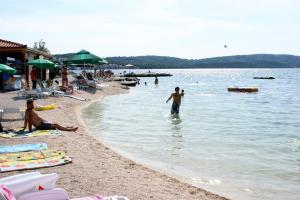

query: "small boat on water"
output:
253 77 275 79
120 81 137 87
113 77 139 82
122 72 172 77
228 87 258 93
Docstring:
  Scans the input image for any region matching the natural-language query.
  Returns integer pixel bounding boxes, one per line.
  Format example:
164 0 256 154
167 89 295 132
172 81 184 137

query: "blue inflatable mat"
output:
0 143 48 153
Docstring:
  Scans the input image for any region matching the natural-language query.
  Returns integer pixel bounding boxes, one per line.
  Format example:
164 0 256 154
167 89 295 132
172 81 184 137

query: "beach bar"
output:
0 38 53 90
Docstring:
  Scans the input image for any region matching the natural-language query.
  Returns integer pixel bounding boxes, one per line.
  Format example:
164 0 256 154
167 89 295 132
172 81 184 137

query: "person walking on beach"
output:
23 99 78 132
30 67 37 89
166 87 184 114
62 67 68 87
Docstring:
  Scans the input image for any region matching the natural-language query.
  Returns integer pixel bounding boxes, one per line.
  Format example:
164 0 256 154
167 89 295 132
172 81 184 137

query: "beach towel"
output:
0 150 72 172
0 143 48 154
0 129 62 138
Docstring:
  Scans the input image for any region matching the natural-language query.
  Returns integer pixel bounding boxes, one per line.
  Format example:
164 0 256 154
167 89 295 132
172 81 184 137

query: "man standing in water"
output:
166 87 184 114
154 76 158 84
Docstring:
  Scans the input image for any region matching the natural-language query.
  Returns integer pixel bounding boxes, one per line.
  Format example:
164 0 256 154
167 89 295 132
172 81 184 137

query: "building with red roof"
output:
0 38 53 89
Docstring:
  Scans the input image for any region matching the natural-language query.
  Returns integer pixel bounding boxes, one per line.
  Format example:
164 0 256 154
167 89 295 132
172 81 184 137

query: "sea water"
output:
82 68 300 200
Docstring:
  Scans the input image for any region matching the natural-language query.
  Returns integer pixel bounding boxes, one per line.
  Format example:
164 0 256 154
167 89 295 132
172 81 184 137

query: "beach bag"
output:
18 188 69 200
0 185 16 200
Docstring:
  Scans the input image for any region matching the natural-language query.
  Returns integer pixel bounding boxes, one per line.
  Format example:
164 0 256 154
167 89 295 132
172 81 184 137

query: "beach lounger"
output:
17 89 37 98
0 107 25 121
17 88 26 97
18 89 49 99
39 81 64 97
80 74 99 89
77 79 89 90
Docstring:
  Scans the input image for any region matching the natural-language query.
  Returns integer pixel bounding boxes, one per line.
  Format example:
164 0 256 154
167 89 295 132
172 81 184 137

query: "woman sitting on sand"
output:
23 99 78 132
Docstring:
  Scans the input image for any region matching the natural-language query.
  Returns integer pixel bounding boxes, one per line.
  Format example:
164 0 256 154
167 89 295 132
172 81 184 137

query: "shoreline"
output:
0 82 229 200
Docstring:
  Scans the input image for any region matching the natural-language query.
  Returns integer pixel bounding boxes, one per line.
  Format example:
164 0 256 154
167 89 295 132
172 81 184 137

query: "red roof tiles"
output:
0 39 27 48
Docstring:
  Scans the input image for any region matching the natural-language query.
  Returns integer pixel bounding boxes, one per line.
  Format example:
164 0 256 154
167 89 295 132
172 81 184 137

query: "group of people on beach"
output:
20 73 183 133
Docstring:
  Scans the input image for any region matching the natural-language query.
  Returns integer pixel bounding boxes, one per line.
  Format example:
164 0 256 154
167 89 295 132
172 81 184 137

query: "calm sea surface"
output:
82 68 300 200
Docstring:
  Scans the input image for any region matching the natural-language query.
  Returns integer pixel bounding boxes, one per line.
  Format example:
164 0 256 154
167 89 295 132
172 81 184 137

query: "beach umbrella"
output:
0 64 16 74
28 58 55 69
66 49 107 65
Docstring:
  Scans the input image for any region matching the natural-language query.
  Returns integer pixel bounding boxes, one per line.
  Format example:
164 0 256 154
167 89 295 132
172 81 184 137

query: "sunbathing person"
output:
23 99 78 132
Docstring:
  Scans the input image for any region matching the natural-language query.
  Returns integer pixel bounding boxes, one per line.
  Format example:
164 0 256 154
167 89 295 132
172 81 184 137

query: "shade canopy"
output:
0 64 16 74
28 58 55 69
66 49 108 65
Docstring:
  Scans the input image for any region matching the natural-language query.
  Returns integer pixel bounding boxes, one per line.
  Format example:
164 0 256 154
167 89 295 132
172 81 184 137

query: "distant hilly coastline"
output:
54 54 300 69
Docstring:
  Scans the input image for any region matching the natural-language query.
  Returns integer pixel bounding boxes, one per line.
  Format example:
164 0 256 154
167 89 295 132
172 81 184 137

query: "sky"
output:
0 0 300 59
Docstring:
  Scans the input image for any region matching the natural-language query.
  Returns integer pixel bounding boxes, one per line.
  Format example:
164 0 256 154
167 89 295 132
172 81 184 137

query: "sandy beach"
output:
0 81 229 200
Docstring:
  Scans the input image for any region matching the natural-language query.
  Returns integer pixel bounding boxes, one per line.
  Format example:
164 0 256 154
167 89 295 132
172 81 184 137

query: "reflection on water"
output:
169 114 183 137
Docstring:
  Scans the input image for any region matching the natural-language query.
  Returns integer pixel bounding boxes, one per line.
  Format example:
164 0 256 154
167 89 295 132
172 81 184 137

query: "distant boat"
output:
228 87 258 93
253 77 275 80
121 81 137 87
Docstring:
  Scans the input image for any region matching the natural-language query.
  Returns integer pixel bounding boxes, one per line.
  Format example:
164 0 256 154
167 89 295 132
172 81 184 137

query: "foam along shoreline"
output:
0 82 229 200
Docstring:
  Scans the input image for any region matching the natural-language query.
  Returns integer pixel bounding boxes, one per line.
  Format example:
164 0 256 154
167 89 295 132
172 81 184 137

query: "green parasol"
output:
0 64 16 74
66 49 108 65
28 58 55 69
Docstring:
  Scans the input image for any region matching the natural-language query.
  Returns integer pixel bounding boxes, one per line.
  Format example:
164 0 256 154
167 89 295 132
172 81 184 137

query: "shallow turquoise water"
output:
82 68 300 200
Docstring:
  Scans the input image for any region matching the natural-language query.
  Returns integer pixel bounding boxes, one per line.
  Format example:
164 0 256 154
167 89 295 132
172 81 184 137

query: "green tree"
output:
33 39 50 53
